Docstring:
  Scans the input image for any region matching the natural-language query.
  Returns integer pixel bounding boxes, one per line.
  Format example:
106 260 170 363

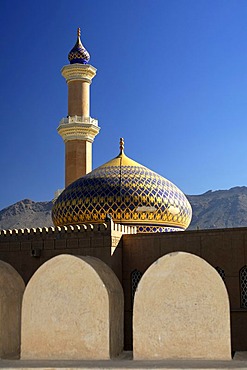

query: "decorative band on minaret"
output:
57 28 100 187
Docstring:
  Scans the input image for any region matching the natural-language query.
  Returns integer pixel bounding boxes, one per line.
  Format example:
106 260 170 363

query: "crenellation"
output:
80 224 87 231
48 226 55 234
60 226 68 234
0 222 115 241
6 229 13 236
87 224 94 231
30 228 37 235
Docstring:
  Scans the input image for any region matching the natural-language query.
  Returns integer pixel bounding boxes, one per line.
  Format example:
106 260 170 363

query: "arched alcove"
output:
21 254 124 360
0 261 25 358
133 252 231 360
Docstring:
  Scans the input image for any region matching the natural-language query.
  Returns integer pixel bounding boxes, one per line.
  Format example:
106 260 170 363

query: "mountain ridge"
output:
1 186 247 230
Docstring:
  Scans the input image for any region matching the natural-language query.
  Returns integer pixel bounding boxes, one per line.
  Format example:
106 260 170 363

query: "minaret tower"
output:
57 28 100 187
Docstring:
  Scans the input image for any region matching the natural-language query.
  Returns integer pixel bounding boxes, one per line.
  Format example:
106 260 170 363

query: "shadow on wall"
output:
21 255 124 360
0 261 25 359
133 252 231 360
0 252 232 361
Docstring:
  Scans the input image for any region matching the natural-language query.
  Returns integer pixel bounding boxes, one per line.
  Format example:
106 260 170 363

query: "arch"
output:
240 265 247 308
0 261 25 358
133 252 231 360
21 254 124 360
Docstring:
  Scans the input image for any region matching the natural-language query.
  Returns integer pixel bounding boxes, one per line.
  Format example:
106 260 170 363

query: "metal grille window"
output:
215 266 225 281
240 266 247 308
131 269 143 302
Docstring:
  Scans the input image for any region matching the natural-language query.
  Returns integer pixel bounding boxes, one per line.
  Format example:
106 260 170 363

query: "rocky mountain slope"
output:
1 186 247 230
0 199 53 230
187 186 247 230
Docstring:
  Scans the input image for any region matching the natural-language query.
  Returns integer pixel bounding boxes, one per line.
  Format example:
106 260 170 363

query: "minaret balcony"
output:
60 116 98 126
57 116 100 143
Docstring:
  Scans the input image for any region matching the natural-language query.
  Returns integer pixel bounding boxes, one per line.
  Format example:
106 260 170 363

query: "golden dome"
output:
52 139 192 232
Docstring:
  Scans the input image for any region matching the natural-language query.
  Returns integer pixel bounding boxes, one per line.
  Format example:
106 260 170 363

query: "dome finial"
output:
68 28 90 64
120 138 124 153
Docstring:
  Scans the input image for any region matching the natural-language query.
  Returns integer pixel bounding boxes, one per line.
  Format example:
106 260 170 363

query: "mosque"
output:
0 29 246 362
52 28 192 234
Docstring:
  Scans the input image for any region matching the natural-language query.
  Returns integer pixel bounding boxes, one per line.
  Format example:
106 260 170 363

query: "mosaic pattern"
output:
240 266 247 308
131 269 143 302
215 266 225 281
68 28 90 64
52 151 192 233
137 225 183 233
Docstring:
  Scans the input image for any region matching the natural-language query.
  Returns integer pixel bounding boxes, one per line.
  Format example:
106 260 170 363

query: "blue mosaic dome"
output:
52 140 192 233
68 28 90 64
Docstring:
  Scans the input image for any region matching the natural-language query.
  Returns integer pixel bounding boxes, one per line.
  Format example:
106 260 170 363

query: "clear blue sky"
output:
0 0 247 210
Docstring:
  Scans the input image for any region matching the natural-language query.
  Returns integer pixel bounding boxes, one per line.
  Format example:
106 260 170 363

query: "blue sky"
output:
0 0 247 210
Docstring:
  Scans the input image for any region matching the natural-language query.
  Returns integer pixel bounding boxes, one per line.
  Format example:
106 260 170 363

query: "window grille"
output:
215 266 225 281
240 266 247 308
131 269 143 302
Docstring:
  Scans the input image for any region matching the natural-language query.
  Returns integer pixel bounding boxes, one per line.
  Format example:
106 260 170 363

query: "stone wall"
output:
21 255 124 360
122 227 247 351
133 252 231 360
0 261 25 358
0 220 136 283
0 224 246 352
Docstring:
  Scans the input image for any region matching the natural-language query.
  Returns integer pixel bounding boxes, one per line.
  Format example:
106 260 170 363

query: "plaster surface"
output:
21 254 124 360
0 261 25 359
133 252 231 360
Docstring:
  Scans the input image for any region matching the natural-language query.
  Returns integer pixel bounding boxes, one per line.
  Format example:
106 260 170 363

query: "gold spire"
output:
120 138 124 153
77 27 81 38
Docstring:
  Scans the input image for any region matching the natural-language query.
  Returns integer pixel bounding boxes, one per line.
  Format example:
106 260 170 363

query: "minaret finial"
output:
68 28 90 64
120 138 124 153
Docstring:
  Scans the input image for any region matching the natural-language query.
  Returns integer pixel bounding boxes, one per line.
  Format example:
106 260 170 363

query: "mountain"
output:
0 199 53 230
187 186 247 230
1 186 247 230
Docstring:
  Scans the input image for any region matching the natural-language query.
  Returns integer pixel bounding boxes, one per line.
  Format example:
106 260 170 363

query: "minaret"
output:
57 28 100 187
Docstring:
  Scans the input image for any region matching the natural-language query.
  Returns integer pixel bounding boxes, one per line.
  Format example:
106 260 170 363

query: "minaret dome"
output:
68 28 90 64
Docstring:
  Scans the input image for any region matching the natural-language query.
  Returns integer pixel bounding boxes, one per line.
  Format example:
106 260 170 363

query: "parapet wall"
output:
122 226 247 351
0 221 136 283
0 222 136 238
0 223 247 352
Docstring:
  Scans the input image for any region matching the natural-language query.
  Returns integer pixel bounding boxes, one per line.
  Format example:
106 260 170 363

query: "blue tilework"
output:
52 163 192 233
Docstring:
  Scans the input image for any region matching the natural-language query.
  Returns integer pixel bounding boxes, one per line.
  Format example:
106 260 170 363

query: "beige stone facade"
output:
21 254 124 360
133 252 231 360
0 223 247 355
58 63 100 186
65 139 92 186
0 261 25 358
